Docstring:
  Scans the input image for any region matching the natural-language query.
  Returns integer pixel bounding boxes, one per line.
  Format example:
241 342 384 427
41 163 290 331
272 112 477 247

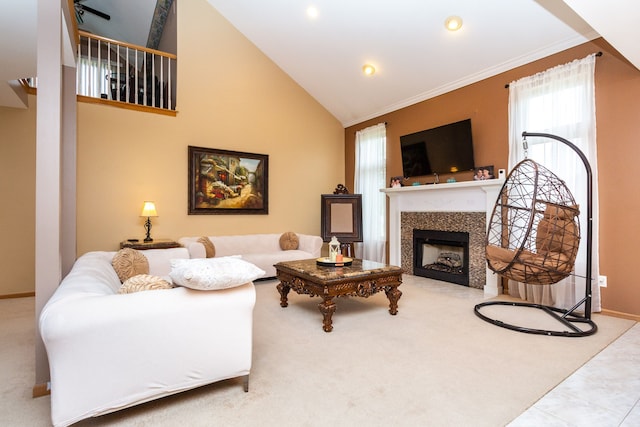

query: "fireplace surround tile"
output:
401 212 486 289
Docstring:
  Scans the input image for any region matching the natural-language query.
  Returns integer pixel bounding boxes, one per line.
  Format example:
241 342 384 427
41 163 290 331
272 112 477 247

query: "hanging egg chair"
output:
474 132 597 337
485 158 581 285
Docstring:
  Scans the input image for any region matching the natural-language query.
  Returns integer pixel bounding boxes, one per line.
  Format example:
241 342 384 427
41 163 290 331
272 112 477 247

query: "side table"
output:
119 239 181 250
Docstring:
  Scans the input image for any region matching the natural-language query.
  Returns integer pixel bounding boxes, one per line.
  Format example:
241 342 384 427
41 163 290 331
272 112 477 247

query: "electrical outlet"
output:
598 275 607 287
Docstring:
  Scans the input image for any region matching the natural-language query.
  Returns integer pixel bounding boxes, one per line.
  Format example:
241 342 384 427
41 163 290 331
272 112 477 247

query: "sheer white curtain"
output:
354 123 387 263
76 57 111 98
508 54 601 312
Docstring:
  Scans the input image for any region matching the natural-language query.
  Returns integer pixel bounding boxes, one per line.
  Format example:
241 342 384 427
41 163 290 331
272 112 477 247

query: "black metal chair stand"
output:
474 132 597 337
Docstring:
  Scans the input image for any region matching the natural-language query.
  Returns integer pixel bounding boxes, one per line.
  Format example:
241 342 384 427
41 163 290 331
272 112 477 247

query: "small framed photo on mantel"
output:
473 165 495 180
389 176 403 188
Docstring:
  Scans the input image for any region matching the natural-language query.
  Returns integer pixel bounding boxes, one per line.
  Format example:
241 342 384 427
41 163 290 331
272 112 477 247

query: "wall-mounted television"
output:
400 118 475 178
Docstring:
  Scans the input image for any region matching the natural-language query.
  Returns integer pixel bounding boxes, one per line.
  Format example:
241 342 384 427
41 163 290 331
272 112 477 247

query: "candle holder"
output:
328 236 340 262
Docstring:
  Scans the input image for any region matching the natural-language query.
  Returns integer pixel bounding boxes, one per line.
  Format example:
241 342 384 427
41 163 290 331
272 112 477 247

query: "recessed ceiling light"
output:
445 16 463 31
307 6 319 19
362 64 376 76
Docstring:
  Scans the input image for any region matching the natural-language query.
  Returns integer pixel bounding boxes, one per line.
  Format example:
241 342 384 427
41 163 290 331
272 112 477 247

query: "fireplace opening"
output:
413 229 469 286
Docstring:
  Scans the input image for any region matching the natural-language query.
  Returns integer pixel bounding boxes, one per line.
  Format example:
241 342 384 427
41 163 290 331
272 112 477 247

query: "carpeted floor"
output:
0 275 634 426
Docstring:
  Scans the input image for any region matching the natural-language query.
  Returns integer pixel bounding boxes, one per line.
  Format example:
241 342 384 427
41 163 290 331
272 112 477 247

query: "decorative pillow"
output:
170 256 265 290
542 203 580 220
536 217 578 255
112 248 149 283
279 232 299 250
197 236 216 258
118 274 173 294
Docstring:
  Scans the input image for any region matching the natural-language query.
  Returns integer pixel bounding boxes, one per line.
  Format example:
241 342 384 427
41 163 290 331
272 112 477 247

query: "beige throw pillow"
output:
279 232 299 250
118 274 173 294
197 236 216 258
112 248 149 283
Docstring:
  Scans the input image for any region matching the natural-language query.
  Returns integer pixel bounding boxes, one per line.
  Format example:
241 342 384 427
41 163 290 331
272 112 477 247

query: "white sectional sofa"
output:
178 233 323 278
39 247 256 427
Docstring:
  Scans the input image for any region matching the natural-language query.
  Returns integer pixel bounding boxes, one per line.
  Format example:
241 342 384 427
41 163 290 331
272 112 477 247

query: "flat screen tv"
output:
400 118 475 178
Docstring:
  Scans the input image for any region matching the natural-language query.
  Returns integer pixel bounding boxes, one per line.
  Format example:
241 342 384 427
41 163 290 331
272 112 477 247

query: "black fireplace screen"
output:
413 229 469 286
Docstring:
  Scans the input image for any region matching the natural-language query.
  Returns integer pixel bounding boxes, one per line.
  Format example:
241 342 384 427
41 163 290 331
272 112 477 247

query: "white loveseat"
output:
39 247 256 427
178 233 323 278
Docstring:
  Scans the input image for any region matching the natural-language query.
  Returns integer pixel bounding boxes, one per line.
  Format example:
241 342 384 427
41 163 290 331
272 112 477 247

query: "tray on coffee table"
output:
316 257 353 267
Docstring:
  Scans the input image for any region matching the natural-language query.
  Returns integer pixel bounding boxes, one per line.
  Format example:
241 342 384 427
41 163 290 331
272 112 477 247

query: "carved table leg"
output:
318 297 337 332
277 281 290 308
385 286 402 315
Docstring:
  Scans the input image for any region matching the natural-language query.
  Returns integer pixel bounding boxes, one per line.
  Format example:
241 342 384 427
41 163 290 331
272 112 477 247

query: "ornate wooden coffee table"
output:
274 258 403 332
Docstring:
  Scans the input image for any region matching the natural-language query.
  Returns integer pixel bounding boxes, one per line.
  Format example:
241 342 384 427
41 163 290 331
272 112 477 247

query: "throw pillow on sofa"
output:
279 232 299 250
112 248 149 282
118 274 173 294
170 256 265 290
197 236 216 258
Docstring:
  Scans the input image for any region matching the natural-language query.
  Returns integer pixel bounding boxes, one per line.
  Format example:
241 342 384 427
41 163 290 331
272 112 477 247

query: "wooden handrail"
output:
77 95 177 116
19 78 36 94
78 30 177 60
77 30 177 111
24 7 178 115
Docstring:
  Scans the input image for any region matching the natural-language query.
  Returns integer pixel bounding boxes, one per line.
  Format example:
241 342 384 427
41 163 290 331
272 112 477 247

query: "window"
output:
76 57 112 98
508 54 600 312
354 123 387 263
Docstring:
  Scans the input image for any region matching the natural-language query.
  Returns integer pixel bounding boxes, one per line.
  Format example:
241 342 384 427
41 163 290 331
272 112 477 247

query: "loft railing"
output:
77 31 177 112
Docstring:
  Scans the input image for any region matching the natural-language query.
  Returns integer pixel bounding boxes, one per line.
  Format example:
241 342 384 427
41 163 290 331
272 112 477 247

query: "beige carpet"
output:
0 275 634 427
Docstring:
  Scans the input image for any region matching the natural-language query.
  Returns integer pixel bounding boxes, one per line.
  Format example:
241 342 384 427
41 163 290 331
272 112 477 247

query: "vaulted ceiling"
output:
208 0 598 127
1 1 638 126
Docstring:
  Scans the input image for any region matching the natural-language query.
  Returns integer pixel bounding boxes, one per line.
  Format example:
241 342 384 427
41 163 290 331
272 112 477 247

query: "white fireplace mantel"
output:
381 179 504 297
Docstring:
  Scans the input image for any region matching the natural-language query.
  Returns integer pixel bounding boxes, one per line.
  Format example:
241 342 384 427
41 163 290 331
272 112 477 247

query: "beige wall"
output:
0 0 344 295
76 0 344 255
0 103 36 296
345 39 640 317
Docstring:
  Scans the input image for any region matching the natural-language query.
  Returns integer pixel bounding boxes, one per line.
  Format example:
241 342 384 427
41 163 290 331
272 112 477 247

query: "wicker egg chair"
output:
474 132 597 337
485 158 581 285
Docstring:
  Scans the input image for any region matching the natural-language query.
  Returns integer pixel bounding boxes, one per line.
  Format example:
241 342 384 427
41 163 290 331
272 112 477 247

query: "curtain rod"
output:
504 51 602 89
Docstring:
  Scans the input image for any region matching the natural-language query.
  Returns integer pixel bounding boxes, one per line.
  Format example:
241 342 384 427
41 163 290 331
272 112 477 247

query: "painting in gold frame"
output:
188 146 268 214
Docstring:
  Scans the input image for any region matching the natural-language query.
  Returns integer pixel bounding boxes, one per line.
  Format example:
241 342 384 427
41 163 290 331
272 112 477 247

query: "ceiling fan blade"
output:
80 4 111 21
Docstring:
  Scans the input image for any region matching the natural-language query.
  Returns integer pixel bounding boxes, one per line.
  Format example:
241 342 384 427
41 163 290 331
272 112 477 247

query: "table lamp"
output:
140 201 158 242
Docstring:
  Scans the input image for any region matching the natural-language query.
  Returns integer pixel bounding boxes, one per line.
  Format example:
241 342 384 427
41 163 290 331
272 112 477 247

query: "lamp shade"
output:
140 201 158 217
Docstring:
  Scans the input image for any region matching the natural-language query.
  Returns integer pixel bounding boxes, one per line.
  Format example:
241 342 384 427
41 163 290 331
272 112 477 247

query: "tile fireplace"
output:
381 179 504 297
403 212 485 288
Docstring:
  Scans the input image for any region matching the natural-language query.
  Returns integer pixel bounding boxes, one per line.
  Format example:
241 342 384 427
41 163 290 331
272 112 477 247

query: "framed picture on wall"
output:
473 165 495 180
188 146 268 214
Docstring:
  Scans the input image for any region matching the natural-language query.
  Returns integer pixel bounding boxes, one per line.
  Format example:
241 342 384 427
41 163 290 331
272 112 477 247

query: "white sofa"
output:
39 247 256 427
178 233 323 278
